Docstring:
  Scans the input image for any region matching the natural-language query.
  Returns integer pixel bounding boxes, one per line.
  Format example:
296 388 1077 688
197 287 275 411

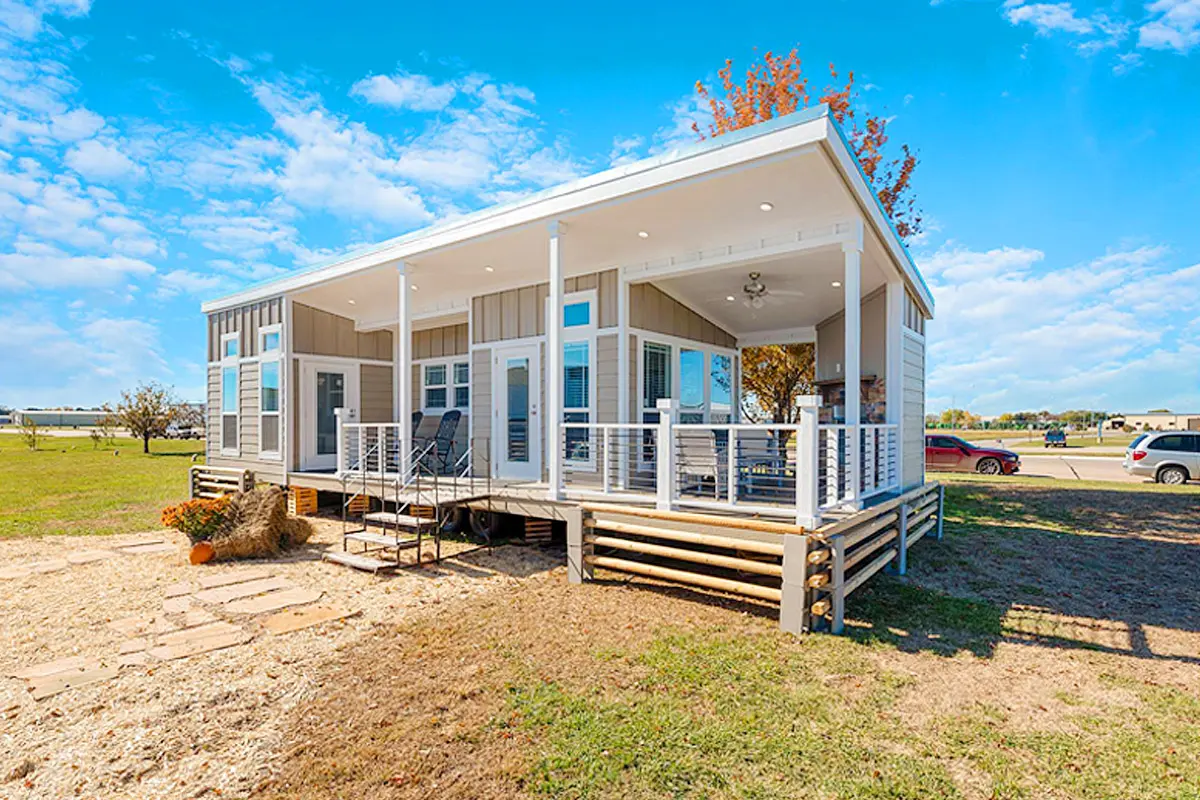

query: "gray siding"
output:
413 323 469 359
596 334 618 423
292 303 392 360
470 348 492 475
207 297 283 362
472 269 619 345
205 362 286 484
902 332 926 489
360 364 394 424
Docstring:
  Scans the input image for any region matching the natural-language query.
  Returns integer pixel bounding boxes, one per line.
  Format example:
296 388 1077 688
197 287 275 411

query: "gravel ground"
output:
0 520 559 799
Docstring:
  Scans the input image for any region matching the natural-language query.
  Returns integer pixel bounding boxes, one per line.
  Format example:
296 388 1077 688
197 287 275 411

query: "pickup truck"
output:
1043 429 1067 448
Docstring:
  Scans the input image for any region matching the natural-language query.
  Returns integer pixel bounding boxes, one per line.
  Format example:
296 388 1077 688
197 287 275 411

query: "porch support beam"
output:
547 221 565 500
736 326 816 349
397 262 413 478
843 241 861 506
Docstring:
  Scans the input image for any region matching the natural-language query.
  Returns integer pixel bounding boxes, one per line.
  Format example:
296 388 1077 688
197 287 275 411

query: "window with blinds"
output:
563 341 590 462
642 342 672 412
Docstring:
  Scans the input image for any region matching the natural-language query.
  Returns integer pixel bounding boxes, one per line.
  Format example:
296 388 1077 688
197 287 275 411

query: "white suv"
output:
1123 431 1200 484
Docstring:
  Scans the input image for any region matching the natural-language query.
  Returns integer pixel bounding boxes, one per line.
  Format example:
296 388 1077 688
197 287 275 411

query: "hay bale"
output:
280 516 313 548
208 486 304 562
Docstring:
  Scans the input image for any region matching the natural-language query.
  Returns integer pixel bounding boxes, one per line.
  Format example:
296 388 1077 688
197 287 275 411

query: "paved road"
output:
1015 454 1144 483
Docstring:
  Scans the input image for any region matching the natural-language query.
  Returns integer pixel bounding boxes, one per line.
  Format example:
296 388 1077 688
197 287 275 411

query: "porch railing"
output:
561 400 899 526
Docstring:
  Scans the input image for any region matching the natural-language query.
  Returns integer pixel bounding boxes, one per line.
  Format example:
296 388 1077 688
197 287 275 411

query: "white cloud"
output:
609 134 644 167
155 268 226 298
48 106 103 141
64 138 143 181
350 72 457 111
0 249 155 289
1003 0 1096 34
1138 0 1200 52
922 242 1200 414
0 0 90 40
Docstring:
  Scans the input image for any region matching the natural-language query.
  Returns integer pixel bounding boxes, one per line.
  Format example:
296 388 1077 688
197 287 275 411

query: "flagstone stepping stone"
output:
118 542 178 556
113 537 164 549
119 638 150 654
107 616 178 637
196 568 272 590
262 604 358 635
147 622 251 661
0 565 31 580
27 559 69 574
118 651 151 668
226 588 322 615
182 608 218 627
66 549 119 565
27 662 120 700
162 596 194 614
193 577 293 605
163 581 196 598
11 655 93 680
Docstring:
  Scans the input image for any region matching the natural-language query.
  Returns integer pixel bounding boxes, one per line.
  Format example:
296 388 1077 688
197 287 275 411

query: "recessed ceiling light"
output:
485 265 494 272
637 230 649 239
831 281 842 288
759 202 774 212
725 295 736 302
347 299 356 305
411 284 419 291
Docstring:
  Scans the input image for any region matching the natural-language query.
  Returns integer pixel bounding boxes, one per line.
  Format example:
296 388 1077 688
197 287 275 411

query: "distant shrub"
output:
161 497 231 544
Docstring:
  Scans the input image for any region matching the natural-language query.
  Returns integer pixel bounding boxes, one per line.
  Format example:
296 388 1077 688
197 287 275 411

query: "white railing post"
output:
602 427 612 495
655 399 677 510
795 396 820 528
727 428 737 504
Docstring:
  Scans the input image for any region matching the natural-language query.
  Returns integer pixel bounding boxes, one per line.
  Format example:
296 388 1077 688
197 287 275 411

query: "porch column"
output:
397 262 413 479
547 221 564 500
885 280 904 489
843 242 861 505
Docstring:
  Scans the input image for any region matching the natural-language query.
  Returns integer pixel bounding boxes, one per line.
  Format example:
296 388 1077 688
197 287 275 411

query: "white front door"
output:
300 359 360 471
493 344 541 481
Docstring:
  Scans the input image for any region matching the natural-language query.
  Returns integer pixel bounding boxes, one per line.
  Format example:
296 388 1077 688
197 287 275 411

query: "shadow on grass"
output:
843 482 1200 664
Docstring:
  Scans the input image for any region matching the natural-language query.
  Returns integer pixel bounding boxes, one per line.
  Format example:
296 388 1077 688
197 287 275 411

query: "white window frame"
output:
419 356 470 413
635 328 738 431
258 324 282 461
220 332 240 456
556 290 597 469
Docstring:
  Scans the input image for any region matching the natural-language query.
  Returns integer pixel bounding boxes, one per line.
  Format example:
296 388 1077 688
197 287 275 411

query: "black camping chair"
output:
411 410 424 439
417 409 461 475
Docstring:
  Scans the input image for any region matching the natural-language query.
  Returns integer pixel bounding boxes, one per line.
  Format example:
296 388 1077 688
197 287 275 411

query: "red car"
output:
925 434 1021 475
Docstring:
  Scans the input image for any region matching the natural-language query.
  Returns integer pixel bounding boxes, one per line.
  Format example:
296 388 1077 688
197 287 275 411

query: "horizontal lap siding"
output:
471 348 492 475
238 364 259 454
902 333 926 489
597 334 618 423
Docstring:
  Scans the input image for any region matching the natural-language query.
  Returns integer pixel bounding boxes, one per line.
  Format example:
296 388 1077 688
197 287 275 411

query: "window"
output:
1148 435 1190 452
679 348 704 424
710 354 732 424
220 333 239 454
564 300 591 328
257 326 282 459
642 342 672 413
423 360 469 411
563 341 591 462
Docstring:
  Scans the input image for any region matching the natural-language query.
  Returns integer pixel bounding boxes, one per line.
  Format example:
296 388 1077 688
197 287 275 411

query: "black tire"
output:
468 510 499 544
1157 465 1189 485
977 457 1002 476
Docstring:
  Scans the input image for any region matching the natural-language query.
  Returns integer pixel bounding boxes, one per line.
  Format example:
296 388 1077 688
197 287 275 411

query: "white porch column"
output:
547 221 564 500
397 262 413 479
843 242 861 505
886 280 904 489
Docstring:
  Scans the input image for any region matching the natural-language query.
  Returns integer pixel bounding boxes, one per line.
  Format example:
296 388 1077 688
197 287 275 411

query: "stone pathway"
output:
7 565 356 700
0 536 172 581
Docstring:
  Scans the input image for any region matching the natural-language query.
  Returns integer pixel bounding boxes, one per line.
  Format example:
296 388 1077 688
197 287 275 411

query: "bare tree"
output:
114 382 181 454
18 417 39 451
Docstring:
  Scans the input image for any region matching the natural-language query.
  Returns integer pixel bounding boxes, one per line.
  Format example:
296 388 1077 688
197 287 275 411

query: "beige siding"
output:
413 323 468 360
628 282 736 348
238 363 259 455
596 334 618 423
291 303 392 360
207 297 284 362
360 364 394 423
470 348 492 475
628 333 638 419
902 332 926 489
814 289 887 383
472 269 619 344
204 363 286 484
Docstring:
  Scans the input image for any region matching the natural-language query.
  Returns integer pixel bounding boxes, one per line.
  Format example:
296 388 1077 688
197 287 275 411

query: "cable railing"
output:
560 423 660 502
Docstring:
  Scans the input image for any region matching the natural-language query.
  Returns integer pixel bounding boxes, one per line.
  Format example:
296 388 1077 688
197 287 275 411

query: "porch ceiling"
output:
288 142 894 332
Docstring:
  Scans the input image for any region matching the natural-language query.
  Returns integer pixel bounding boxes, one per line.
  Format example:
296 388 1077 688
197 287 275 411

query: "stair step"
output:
362 511 435 529
344 531 421 549
322 551 396 573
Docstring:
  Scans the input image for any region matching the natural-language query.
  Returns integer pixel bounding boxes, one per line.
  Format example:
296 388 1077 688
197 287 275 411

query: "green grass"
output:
0 433 204 538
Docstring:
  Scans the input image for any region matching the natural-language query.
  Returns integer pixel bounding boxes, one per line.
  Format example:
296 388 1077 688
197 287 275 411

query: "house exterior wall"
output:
471 269 619 345
628 282 736 348
902 331 926 489
814 290 887 383
205 296 287 484
292 303 392 359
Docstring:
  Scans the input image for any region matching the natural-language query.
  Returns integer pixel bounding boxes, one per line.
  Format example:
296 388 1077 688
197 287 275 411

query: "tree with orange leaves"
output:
693 49 921 240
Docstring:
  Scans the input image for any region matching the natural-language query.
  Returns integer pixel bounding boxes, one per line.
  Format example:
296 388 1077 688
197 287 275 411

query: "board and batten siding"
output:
472 269 619 345
207 297 283 362
628 282 736 348
291 302 392 359
360 365 394 424
902 331 926 489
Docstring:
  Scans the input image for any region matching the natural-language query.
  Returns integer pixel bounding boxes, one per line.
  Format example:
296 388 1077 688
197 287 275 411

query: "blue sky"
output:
0 0 1197 415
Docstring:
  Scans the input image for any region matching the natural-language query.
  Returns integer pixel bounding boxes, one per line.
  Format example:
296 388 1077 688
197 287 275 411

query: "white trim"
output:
547 221 564 498
492 342 542 482
418 355 471 413
257 324 283 462
397 263 412 476
628 326 738 358
735 326 816 348
901 326 926 344
468 332 546 351
298 356 361 472
282 297 294 472
202 107 833 314
283 353 394 367
219 333 240 457
617 271 629 425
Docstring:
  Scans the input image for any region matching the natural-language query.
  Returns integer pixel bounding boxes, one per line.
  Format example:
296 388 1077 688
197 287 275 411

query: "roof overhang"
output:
201 105 934 318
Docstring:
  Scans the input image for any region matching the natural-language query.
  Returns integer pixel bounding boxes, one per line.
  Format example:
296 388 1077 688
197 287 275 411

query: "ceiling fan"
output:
738 271 804 310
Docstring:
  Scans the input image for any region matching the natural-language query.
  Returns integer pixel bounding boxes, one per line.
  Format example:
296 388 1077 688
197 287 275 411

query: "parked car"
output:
164 424 203 440
1043 429 1067 448
925 434 1021 475
1123 431 1200 484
